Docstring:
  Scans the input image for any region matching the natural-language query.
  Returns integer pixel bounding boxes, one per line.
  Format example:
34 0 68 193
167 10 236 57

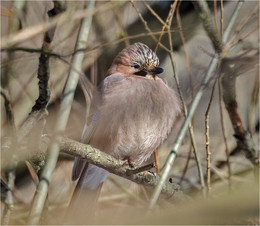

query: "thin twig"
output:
130 0 170 53
112 3 130 47
176 1 193 97
221 1 244 45
149 0 245 209
218 78 232 187
233 3 258 37
248 68 259 134
204 80 217 195
1 29 179 59
220 0 224 37
142 1 165 26
0 1 125 49
154 1 177 53
213 0 218 30
175 4 195 184
167 3 206 197
229 25 259 49
179 144 192 185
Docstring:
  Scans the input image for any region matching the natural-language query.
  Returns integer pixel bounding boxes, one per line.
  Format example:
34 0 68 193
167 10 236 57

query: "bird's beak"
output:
148 67 164 79
150 67 164 75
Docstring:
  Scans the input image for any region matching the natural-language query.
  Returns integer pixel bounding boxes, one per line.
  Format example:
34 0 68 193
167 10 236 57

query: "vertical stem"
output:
248 69 259 135
213 0 218 30
2 169 15 225
220 0 224 37
154 1 177 53
218 79 232 187
205 80 217 195
1 1 26 224
222 1 243 44
176 2 194 98
27 1 95 224
112 4 130 47
168 11 206 198
179 145 192 184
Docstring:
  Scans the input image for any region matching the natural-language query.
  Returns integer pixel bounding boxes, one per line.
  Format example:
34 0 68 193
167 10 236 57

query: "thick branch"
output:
31 45 50 112
221 56 258 163
0 88 15 130
193 0 222 53
59 137 180 198
31 2 63 112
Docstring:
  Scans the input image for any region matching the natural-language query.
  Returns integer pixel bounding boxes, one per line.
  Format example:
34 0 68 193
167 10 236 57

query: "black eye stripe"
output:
134 70 147 76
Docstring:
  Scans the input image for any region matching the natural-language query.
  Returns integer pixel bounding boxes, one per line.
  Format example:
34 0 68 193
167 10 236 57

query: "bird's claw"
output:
144 170 158 177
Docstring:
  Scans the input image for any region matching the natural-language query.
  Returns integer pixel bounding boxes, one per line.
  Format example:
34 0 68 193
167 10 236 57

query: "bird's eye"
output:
132 64 140 69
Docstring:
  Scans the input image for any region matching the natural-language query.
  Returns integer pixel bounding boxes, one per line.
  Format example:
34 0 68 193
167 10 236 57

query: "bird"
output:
67 42 180 223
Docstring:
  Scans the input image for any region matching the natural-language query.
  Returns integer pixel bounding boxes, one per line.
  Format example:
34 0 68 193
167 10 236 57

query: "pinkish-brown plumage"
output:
69 43 180 221
89 73 179 166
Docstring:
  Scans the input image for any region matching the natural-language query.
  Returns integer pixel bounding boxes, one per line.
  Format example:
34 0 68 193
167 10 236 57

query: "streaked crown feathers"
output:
113 43 159 70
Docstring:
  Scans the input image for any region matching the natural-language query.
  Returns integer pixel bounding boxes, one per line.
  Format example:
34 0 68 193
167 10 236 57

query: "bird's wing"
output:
72 89 100 181
72 73 124 181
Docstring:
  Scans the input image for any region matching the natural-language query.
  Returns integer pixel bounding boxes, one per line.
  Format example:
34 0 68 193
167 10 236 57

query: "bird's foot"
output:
125 162 155 176
144 170 157 177
123 157 136 168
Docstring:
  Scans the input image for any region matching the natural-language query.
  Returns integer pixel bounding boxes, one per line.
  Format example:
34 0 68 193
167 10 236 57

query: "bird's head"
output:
107 42 164 79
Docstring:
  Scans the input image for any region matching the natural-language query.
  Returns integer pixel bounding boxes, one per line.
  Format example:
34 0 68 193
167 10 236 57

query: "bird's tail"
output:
65 163 109 224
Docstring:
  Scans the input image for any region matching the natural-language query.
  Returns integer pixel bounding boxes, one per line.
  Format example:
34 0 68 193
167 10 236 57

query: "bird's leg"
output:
123 157 136 168
154 149 160 174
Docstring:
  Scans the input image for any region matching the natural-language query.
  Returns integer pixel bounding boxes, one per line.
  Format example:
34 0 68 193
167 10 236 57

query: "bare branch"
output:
166 2 205 197
0 88 15 130
221 56 259 163
0 2 125 49
130 0 170 53
59 137 180 198
218 78 232 186
192 0 222 53
204 80 217 195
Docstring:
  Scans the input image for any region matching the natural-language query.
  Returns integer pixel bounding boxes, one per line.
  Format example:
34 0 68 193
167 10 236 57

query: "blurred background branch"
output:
27 1 95 224
1 0 259 224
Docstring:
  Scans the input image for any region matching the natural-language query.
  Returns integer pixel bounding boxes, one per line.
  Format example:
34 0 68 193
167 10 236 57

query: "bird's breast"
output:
90 75 180 166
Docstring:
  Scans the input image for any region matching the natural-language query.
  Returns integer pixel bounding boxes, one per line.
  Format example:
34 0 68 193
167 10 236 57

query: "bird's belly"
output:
112 119 170 166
